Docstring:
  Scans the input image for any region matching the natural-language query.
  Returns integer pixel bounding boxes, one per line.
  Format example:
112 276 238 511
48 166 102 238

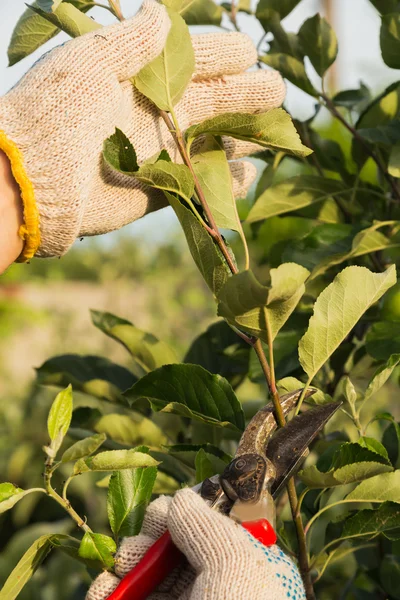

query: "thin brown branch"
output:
159 111 238 274
108 0 124 21
161 106 314 597
230 0 239 31
255 340 314 598
287 479 315 599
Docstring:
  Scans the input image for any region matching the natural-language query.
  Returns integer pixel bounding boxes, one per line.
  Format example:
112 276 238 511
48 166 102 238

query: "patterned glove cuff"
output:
0 129 40 262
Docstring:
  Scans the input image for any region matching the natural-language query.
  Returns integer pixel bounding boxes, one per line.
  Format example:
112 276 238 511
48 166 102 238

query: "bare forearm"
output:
0 150 23 273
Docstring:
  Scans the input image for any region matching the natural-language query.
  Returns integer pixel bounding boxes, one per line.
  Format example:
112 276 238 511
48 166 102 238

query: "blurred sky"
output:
1 0 399 247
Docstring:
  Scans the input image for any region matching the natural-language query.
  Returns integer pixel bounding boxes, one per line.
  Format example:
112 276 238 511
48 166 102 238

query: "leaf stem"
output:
313 542 375 583
321 93 400 202
85 1 116 13
62 475 75 502
108 0 124 21
295 376 313 416
253 339 285 424
304 498 377 538
44 458 91 533
296 487 311 518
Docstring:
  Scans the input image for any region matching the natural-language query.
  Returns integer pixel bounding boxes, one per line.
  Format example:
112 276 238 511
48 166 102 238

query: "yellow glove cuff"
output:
0 130 40 262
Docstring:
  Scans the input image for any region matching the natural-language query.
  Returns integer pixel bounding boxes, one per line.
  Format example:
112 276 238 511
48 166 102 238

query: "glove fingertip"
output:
115 534 154 577
86 572 120 600
142 494 172 538
231 160 258 199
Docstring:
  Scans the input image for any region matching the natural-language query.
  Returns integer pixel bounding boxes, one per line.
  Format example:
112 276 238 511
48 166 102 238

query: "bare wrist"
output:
0 149 24 273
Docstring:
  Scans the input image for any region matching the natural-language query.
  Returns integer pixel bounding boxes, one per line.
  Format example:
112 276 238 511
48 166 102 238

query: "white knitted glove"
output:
0 0 285 262
87 489 305 600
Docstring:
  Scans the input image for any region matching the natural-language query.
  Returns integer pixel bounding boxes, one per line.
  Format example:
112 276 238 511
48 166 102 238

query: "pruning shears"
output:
107 389 340 600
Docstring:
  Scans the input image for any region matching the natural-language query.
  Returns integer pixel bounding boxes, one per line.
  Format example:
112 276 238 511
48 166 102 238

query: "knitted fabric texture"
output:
86 489 305 600
0 0 285 259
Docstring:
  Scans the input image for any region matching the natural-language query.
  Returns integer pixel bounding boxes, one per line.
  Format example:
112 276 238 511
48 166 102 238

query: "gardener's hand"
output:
87 489 305 600
0 0 285 267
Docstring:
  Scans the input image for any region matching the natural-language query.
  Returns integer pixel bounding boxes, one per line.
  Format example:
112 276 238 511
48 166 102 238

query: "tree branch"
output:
160 107 314 598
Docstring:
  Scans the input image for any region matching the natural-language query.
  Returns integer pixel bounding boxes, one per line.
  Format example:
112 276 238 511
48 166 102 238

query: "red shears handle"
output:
106 519 276 600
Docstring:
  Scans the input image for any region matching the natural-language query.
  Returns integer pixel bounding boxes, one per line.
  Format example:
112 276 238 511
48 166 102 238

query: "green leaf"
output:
164 0 223 24
389 142 400 177
363 354 400 403
346 471 400 503
342 502 400 540
0 535 54 600
237 0 252 13
166 193 230 296
380 554 400 599
343 376 357 411
94 413 167 447
256 0 301 21
253 215 314 263
381 13 400 69
333 84 371 111
36 354 136 403
298 266 397 382
73 449 159 474
36 0 63 12
134 161 195 204
260 9 303 58
61 433 106 463
277 376 331 405
28 2 100 38
78 533 116 570
298 465 341 488
47 385 73 453
246 176 349 224
366 321 400 360
195 448 217 483
299 441 393 488
299 462 392 488
0 484 43 515
186 109 313 157
356 81 400 130
333 441 391 469
180 0 223 24
8 2 60 66
134 9 195 111
305 221 398 280
191 135 243 233
167 443 231 470
103 128 138 174
260 54 318 97
90 311 178 377
383 420 400 468
184 321 250 389
298 14 338 77
125 364 245 431
0 483 25 503
369 0 400 14
107 453 157 538
217 264 309 342
357 119 400 146
307 130 349 176
282 224 353 272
